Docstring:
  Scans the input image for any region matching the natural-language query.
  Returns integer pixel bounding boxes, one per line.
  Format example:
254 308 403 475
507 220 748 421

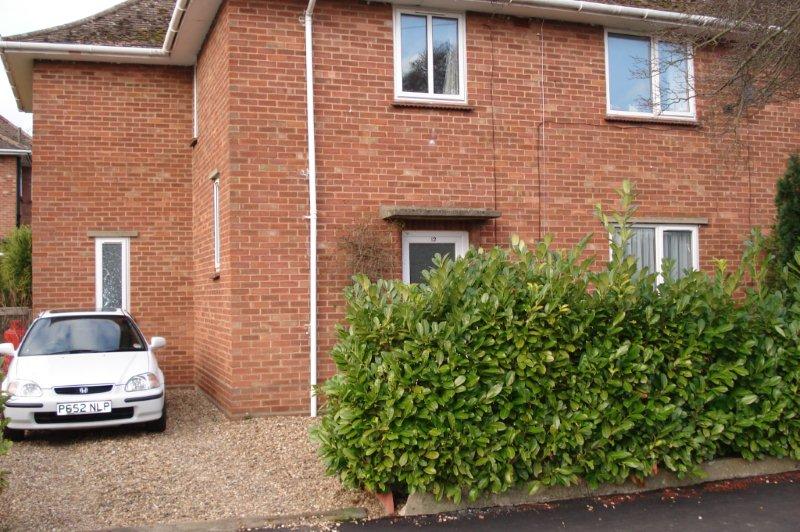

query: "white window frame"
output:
95 237 130 311
211 173 221 272
402 230 469 283
393 7 468 103
604 29 696 120
610 224 700 284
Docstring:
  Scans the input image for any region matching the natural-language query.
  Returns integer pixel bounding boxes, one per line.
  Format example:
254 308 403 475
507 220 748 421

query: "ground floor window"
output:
615 225 699 282
211 174 221 272
402 230 468 283
95 237 130 310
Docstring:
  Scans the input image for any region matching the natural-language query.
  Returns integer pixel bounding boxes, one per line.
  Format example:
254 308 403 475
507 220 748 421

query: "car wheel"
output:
145 405 167 433
3 426 25 442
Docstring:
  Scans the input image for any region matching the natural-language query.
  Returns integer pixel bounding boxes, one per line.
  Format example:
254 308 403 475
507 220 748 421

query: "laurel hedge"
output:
312 183 800 502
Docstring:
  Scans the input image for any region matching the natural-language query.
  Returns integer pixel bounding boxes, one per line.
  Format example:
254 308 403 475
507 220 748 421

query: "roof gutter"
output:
383 0 723 29
304 0 318 418
0 0 192 113
0 0 190 58
163 0 190 52
503 0 719 26
0 148 31 156
0 40 167 57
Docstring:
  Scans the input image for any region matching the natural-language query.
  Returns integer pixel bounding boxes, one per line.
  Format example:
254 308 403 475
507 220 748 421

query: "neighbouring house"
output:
0 0 798 417
0 115 31 236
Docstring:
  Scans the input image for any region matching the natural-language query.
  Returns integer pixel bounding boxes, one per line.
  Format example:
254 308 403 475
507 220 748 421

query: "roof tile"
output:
0 115 31 152
4 0 174 48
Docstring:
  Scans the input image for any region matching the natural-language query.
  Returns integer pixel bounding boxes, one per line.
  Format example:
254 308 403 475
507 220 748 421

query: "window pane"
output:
663 230 693 279
622 227 656 272
213 179 220 270
401 14 428 93
408 242 456 283
608 33 652 113
101 242 123 310
19 316 146 356
658 42 690 113
432 17 459 95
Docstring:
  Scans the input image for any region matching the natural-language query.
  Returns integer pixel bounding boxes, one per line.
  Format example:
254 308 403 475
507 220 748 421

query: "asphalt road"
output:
341 472 800 531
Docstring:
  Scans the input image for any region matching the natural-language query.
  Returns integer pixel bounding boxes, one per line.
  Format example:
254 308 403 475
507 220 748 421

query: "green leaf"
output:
741 395 758 405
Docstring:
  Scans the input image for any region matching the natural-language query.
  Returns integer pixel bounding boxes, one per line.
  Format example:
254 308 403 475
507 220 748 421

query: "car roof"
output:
39 309 128 318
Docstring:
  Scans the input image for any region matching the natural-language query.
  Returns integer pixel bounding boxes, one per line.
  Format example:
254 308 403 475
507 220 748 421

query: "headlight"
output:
125 373 160 392
7 380 43 397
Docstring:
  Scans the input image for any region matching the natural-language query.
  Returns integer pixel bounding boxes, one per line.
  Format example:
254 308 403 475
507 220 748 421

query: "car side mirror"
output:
150 337 166 350
0 343 15 357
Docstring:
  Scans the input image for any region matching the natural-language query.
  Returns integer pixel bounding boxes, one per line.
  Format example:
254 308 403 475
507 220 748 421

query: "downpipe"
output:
304 0 319 417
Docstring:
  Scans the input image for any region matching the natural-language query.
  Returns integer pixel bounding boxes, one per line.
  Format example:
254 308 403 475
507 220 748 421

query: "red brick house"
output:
0 0 797 417
0 115 31 236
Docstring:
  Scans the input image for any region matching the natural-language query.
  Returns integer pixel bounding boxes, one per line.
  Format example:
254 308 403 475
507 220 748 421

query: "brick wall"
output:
19 163 31 226
31 62 195 385
193 2 236 411
224 0 312 415
0 156 17 236
27 0 800 416
224 0 800 408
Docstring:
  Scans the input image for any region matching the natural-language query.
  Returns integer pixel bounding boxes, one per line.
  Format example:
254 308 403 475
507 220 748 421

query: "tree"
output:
774 155 800 269
0 226 32 307
654 0 800 119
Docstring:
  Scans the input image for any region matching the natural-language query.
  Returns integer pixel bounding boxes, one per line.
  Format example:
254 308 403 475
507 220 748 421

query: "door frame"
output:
401 230 468 283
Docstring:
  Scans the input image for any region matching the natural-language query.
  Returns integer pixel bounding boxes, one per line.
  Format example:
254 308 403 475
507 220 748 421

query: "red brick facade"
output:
0 156 17 236
29 0 800 416
31 62 195 385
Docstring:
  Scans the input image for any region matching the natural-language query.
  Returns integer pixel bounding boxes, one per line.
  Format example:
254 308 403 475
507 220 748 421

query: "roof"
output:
4 0 175 48
1 1 700 50
0 114 31 153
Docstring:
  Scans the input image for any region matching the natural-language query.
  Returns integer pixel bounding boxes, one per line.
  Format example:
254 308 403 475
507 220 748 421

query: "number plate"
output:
56 401 112 416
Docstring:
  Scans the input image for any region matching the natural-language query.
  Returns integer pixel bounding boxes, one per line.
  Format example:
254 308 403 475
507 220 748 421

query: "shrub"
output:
338 221 396 282
312 182 800 502
0 225 32 307
773 155 800 269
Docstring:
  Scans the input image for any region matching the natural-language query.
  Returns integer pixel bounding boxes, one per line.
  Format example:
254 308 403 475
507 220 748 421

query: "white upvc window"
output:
612 224 700 283
605 30 696 120
95 237 130 311
393 7 467 103
211 173 220 272
402 230 468 283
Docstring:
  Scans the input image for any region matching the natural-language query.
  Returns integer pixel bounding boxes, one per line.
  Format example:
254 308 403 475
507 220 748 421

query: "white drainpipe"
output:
304 0 319 417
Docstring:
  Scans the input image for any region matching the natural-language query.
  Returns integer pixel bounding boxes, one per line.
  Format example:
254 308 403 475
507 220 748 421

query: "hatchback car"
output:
1 310 166 441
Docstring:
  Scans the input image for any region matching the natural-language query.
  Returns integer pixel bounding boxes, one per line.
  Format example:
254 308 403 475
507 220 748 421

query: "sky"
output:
0 0 125 134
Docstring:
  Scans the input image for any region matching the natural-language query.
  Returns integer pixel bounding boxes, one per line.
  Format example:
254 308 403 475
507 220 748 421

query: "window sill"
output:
605 114 698 127
393 100 474 111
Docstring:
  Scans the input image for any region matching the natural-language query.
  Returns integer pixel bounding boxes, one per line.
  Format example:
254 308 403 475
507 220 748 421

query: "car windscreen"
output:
18 316 147 356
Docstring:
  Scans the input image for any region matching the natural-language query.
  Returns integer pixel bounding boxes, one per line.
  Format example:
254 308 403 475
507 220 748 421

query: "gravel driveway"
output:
0 388 382 531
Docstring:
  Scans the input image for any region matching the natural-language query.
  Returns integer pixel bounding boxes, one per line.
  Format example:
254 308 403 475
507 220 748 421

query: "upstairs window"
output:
613 225 699 283
605 31 695 119
393 8 467 102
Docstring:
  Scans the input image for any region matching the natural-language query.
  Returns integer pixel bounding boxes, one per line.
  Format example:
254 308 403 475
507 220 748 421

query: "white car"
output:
1 309 166 441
